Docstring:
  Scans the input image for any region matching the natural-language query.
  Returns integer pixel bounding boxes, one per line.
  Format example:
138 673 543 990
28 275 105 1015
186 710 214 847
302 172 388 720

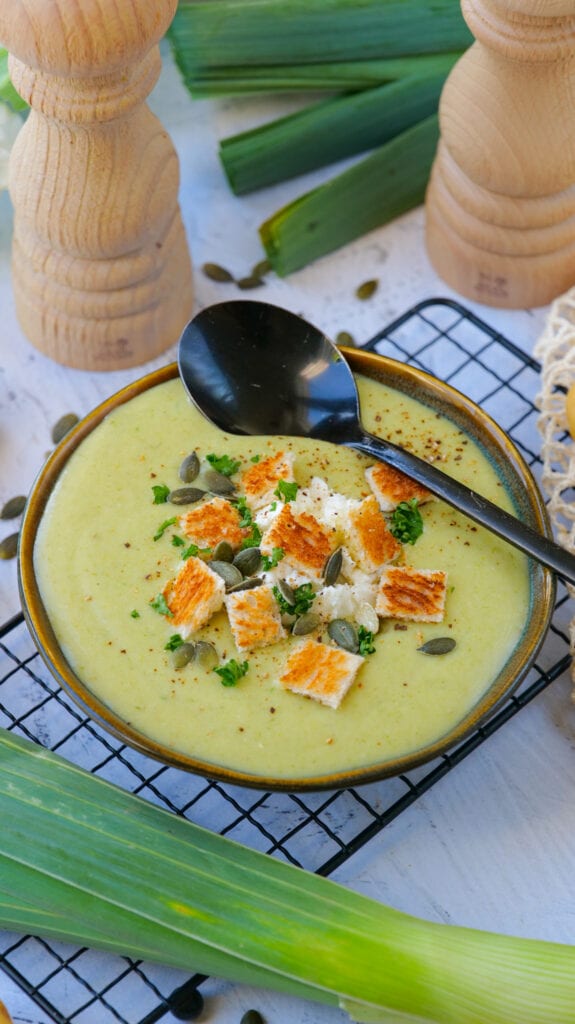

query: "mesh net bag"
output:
535 287 575 700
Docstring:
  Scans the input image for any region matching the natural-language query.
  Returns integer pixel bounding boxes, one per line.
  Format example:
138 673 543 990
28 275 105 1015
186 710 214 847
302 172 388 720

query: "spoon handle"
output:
351 429 575 585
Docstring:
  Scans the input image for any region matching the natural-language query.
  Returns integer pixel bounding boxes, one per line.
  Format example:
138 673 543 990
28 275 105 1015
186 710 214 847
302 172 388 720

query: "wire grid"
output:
1 297 572 1024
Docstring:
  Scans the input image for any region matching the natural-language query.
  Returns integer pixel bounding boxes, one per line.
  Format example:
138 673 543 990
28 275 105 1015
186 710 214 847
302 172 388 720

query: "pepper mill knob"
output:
1 0 193 370
425 0 575 309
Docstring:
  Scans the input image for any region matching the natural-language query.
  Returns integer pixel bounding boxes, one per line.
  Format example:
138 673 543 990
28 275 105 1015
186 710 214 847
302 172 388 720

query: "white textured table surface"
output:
1 44 575 1024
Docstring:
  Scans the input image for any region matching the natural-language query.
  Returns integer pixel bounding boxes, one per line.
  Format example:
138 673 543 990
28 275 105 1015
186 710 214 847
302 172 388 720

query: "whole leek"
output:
1 727 575 1024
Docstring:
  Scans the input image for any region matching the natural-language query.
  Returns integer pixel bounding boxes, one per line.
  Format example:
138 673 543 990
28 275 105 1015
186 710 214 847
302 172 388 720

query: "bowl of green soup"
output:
19 349 555 790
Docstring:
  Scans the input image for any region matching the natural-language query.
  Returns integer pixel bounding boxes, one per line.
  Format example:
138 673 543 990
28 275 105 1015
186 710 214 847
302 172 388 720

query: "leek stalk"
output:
169 0 472 75
180 54 463 99
1 727 575 1024
260 115 439 276
220 69 454 194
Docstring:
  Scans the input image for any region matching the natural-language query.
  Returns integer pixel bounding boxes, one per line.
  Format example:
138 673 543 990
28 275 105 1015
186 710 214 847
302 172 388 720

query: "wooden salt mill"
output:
425 0 575 309
1 0 193 370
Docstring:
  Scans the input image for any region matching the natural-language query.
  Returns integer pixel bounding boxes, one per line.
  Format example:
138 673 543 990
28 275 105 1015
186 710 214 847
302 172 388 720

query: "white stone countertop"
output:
1 41 574 1024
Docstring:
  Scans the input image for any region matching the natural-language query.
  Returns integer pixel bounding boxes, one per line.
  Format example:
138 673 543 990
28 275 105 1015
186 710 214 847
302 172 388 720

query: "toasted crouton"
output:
179 496 248 551
375 565 447 622
345 495 402 572
261 503 336 578
279 638 364 709
241 451 295 509
366 462 432 512
162 556 225 637
225 583 286 652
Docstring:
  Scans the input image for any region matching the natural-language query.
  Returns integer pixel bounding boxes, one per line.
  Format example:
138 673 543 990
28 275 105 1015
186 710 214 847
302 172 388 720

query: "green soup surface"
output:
34 374 530 783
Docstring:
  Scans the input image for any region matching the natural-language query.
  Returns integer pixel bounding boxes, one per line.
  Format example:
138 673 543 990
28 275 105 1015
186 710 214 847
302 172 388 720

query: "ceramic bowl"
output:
19 351 555 790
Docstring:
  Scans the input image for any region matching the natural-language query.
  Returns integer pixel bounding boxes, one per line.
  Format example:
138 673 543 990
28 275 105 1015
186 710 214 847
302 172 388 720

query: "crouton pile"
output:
154 450 448 709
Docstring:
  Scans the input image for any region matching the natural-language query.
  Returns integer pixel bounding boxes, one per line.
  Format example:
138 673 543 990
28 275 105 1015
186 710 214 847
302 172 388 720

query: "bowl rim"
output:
18 352 556 791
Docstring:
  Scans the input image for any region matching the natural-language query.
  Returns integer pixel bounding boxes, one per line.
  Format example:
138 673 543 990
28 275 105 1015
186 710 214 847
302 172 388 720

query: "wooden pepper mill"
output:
1 0 193 370
425 0 575 309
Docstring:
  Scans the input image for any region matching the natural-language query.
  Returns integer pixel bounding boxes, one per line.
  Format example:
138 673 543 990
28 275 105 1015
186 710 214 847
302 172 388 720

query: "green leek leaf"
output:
180 53 463 98
220 69 453 194
1 727 575 1024
260 114 439 276
169 0 472 74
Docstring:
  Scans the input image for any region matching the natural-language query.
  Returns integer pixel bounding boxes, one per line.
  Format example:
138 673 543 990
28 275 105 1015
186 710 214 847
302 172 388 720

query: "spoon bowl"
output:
179 300 575 584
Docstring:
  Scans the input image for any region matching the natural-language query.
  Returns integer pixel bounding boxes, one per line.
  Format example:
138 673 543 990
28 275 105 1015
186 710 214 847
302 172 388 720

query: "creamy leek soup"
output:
34 374 529 781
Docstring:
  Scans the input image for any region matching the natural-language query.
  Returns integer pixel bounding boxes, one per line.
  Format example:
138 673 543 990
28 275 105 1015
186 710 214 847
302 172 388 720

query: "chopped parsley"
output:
358 626 376 656
152 484 170 504
261 547 285 571
242 523 263 549
274 479 299 503
164 633 184 651
389 499 424 545
149 593 173 617
181 543 212 560
206 452 241 477
234 496 253 528
130 609 140 619
234 496 263 548
273 581 316 617
213 658 249 687
153 516 177 541
250 454 260 463
171 535 185 548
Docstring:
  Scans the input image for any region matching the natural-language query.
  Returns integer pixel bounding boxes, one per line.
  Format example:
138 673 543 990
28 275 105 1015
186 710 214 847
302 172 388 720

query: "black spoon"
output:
178 299 575 585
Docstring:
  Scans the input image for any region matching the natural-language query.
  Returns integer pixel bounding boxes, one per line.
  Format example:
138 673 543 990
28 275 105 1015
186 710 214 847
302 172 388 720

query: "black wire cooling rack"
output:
1 297 572 1024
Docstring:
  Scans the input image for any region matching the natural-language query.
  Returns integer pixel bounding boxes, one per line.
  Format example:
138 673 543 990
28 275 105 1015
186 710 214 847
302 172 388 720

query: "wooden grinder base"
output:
1 1 193 370
425 0 575 309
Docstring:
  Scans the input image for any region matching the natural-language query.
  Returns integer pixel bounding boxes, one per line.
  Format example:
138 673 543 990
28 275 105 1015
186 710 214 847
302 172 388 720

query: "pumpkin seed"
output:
203 468 236 495
51 412 79 444
322 547 343 586
0 532 18 560
275 578 295 606
335 330 356 347
355 278 378 301
201 261 234 283
227 576 264 593
328 618 359 653
168 487 206 506
357 601 379 635
1 495 26 520
193 641 219 671
212 539 234 563
179 452 200 483
209 561 243 589
241 1012 265 1024
251 258 272 279
233 546 261 576
292 612 321 636
236 274 264 290
171 643 196 670
417 637 456 656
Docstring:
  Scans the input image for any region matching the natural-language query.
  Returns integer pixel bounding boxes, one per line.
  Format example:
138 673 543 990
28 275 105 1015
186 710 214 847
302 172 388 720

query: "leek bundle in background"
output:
2 726 575 1024
168 0 471 274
